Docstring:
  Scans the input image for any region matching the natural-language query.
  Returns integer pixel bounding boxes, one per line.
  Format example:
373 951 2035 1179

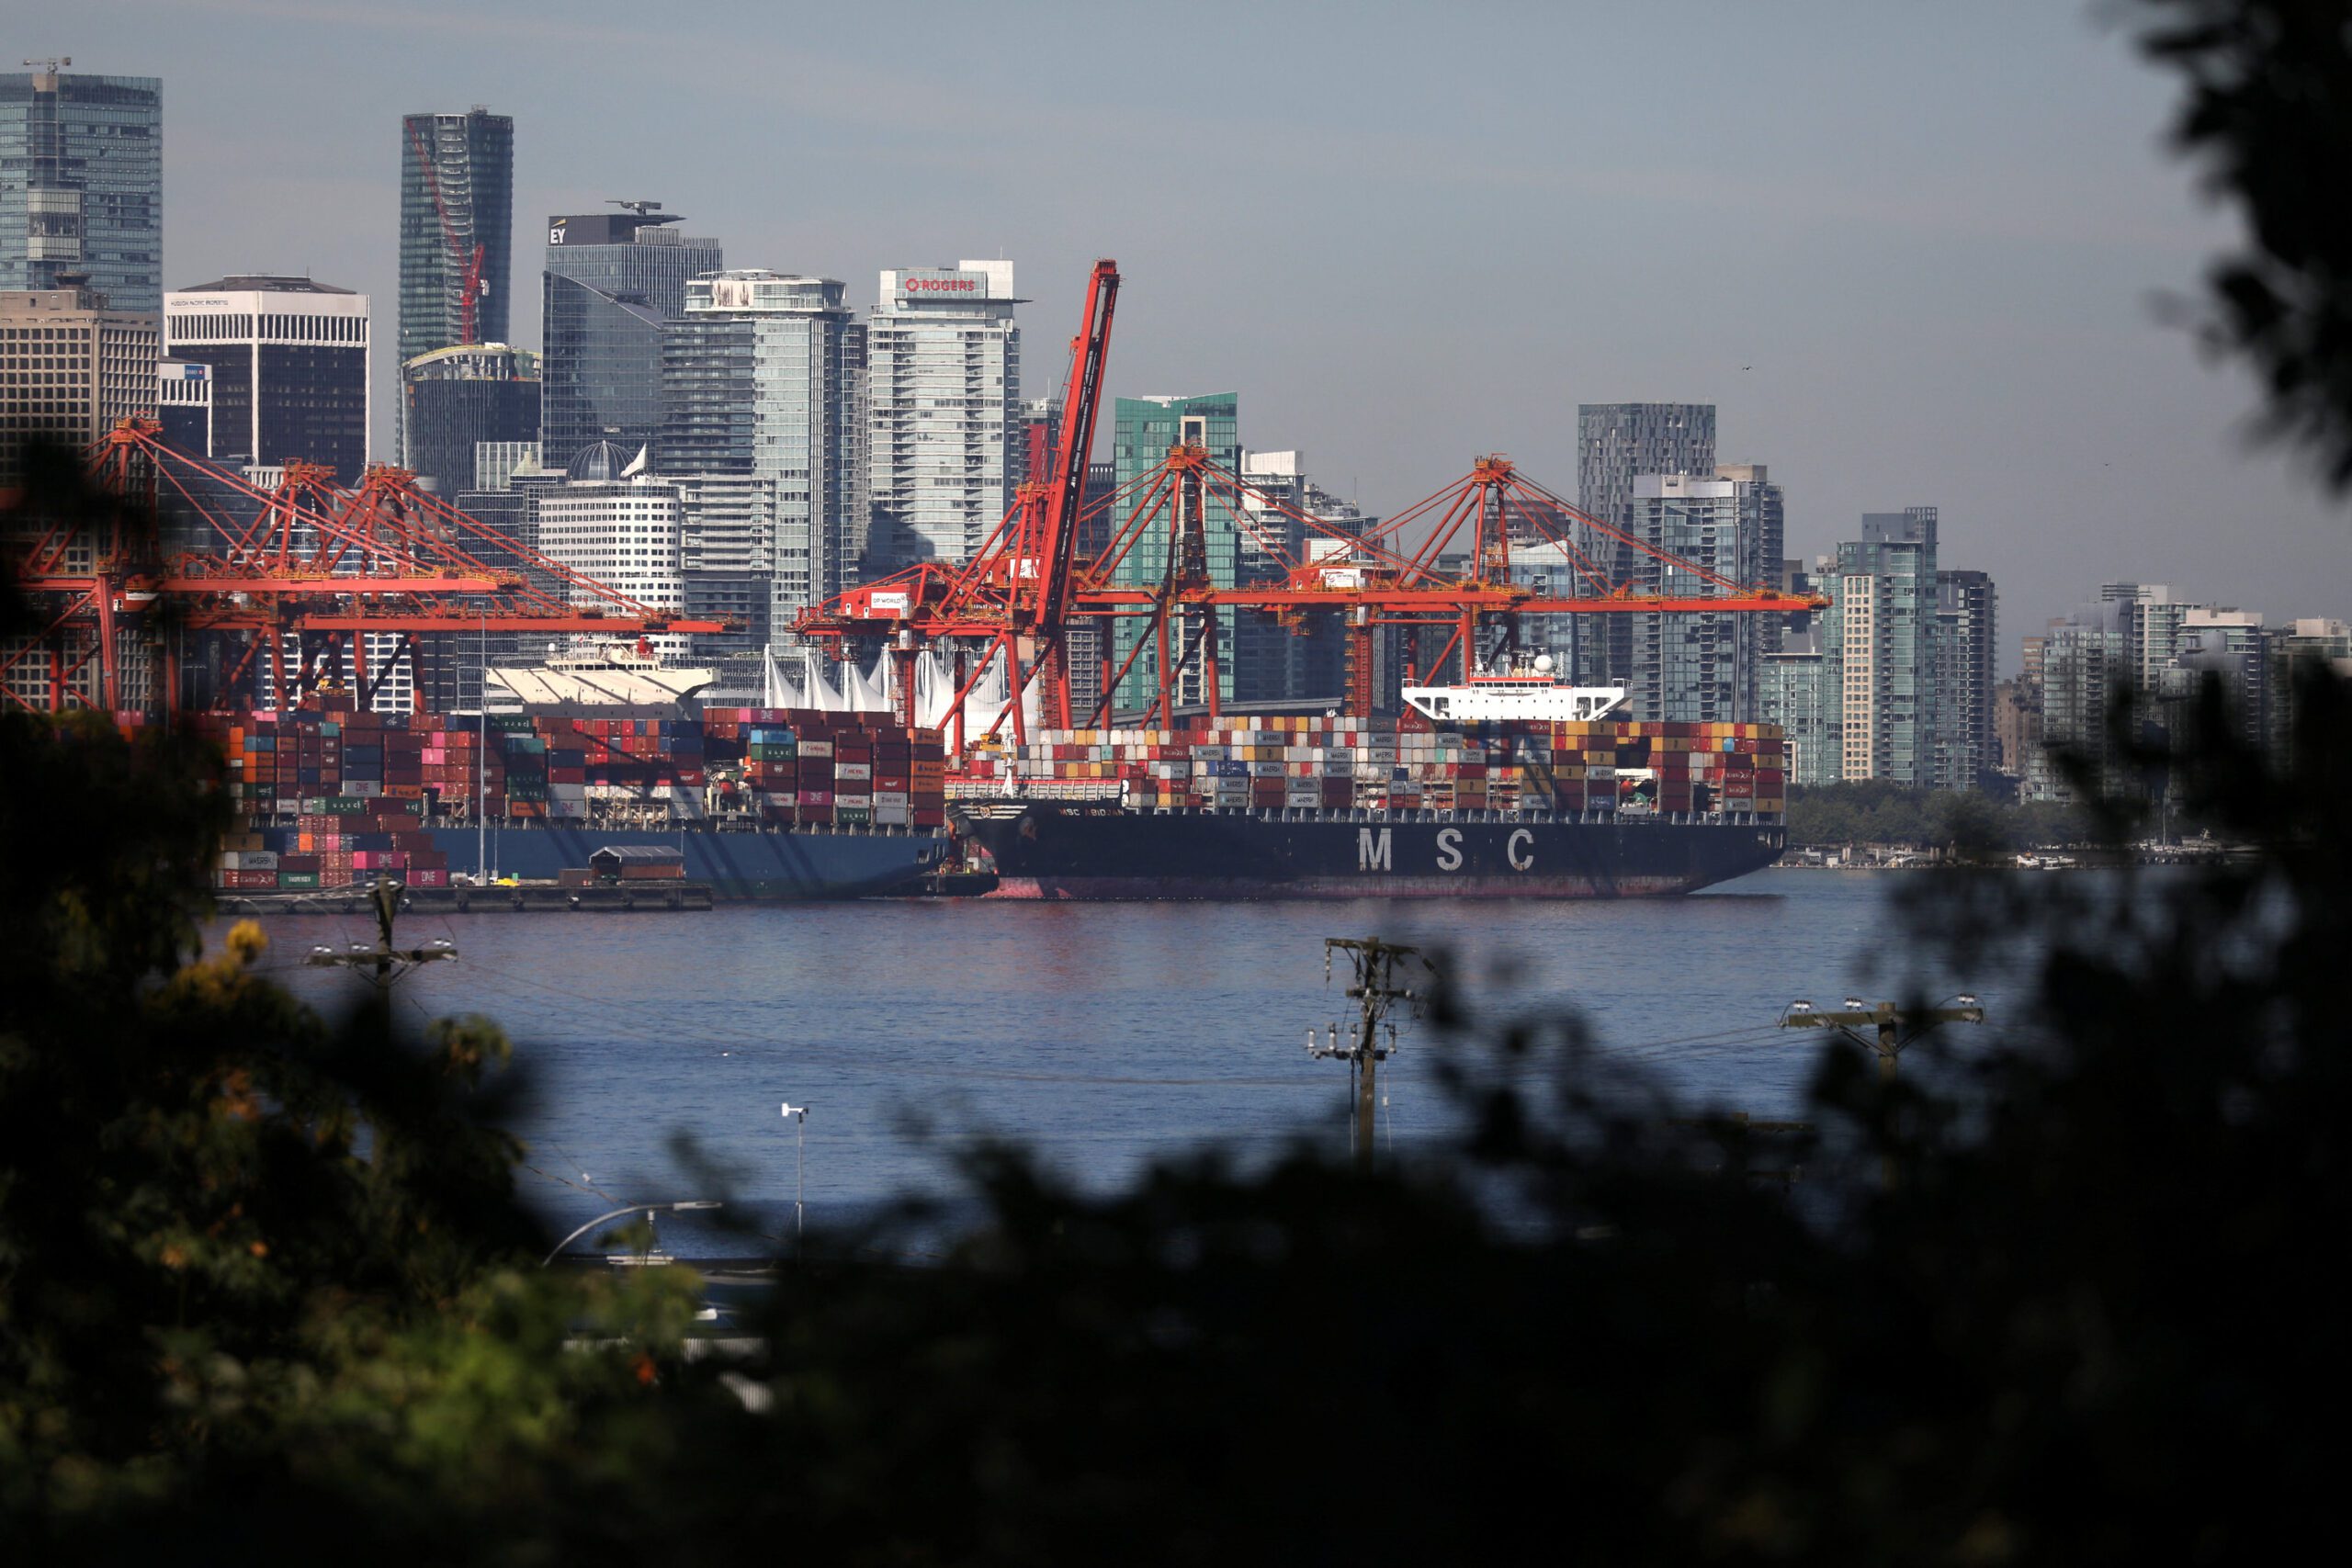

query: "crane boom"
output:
1028 260 1118 636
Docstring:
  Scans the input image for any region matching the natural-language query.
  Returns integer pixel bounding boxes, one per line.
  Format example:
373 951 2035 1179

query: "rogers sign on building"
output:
897 270 986 301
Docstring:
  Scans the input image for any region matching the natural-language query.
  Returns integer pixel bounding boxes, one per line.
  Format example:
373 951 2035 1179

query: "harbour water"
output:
234 868 2056 1255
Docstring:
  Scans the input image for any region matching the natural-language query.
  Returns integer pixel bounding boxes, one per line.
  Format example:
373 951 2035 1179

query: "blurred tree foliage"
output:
0 447 706 1558
2128 0 2352 486
1785 782 2095 854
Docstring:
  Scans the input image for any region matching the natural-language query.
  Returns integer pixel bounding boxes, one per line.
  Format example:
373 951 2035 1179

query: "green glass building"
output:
1108 393 1240 714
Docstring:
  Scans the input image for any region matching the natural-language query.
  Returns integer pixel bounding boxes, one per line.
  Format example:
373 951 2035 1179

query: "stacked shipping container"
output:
958 716 1786 819
697 708 948 829
192 700 946 892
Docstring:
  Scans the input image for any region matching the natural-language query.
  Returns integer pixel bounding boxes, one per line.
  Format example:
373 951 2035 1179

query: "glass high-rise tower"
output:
867 261 1020 569
540 206 720 472
1107 393 1241 713
662 271 866 645
1575 402 1716 687
396 108 513 364
0 66 163 311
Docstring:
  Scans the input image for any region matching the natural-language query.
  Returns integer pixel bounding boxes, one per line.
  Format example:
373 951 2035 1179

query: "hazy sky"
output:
50 0 2352 670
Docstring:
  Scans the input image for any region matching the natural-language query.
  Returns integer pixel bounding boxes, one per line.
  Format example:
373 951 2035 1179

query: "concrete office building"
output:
1934 569 1999 791
154 355 211 458
531 444 688 661
0 66 163 311
164 276 370 481
0 281 159 479
398 342 538 497
1577 403 1715 686
867 260 1019 569
472 439 540 492
540 205 720 471
397 109 513 366
662 271 867 644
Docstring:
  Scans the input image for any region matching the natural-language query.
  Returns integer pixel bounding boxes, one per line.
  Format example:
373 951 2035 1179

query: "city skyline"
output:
24 0 2352 672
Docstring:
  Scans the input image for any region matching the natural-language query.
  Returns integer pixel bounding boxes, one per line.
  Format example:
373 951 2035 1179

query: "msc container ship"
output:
951 662 1785 900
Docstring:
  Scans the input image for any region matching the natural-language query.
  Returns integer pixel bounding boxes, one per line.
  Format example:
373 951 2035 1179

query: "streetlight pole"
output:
781 1102 808 1255
540 1199 724 1267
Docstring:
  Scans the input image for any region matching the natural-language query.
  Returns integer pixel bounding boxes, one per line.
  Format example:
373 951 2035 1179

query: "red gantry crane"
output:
797 264 1825 753
1 419 728 716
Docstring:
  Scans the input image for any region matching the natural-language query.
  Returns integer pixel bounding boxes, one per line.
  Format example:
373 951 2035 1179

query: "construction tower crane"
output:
407 119 487 345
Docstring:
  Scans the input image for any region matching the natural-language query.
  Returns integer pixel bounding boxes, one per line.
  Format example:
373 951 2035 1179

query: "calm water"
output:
228 868 2052 1254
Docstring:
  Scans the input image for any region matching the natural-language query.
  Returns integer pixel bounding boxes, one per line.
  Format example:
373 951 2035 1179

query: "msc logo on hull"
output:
1357 828 1535 873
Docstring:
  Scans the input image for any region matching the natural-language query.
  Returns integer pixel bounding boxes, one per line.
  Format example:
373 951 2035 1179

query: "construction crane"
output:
1 419 728 716
407 119 487 345
797 270 1824 749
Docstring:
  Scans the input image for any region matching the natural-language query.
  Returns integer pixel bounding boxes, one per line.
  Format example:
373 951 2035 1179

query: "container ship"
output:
950 667 1785 900
196 703 949 901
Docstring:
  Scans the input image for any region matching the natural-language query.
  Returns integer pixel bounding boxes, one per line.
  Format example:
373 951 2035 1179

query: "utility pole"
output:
304 877 458 987
1306 937 1431 1172
1779 994 1983 1187
780 1102 808 1258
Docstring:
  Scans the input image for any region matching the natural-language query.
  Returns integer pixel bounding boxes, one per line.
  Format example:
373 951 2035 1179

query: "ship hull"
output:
962 807 1781 900
424 825 946 901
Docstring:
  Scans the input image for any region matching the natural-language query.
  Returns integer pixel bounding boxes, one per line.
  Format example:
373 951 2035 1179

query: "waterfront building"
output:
155 355 210 458
164 276 369 481
1108 393 1241 711
1934 569 1999 791
0 67 163 311
398 342 538 497
0 281 159 480
1715 463 1785 650
396 109 513 364
1825 509 1939 786
867 261 1019 569
2170 605 2271 753
540 205 720 470
1625 473 1759 723
2099 581 2198 696
1577 403 1715 686
1761 631 1835 786
662 271 867 645
2032 601 2130 803
1993 677 2041 781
